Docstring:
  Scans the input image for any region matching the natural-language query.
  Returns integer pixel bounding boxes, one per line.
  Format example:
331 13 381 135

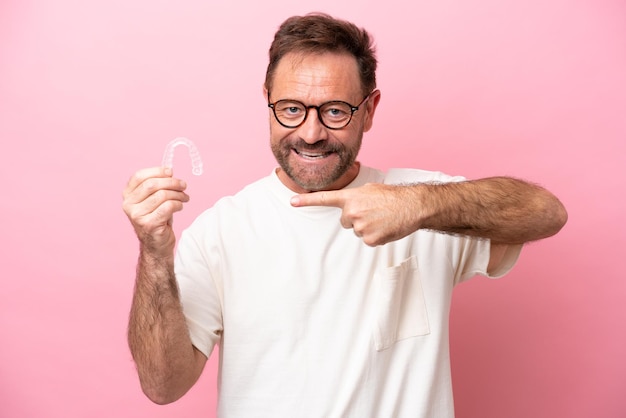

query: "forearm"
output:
415 177 567 244
128 250 204 404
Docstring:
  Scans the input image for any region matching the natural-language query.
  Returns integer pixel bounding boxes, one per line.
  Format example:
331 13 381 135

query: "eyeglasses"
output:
267 93 371 130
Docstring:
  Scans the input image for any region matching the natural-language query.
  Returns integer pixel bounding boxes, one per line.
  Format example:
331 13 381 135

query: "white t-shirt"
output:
175 166 521 418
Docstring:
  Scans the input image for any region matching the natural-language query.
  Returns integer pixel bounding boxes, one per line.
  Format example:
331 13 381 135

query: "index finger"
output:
290 190 346 208
126 166 173 191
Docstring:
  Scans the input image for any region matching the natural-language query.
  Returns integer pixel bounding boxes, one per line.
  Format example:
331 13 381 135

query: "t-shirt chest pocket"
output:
373 256 430 351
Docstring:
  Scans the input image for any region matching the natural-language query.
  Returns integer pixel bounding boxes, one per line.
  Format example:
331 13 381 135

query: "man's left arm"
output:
290 177 568 251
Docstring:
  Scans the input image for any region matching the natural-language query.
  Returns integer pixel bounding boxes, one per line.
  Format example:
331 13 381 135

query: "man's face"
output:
266 52 379 193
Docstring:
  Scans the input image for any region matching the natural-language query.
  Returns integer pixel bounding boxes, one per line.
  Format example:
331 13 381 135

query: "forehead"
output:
271 52 362 102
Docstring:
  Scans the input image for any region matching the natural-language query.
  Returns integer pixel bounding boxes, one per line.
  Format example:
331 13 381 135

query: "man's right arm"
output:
122 167 207 404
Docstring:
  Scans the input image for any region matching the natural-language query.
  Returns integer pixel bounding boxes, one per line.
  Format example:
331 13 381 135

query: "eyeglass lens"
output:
272 100 354 129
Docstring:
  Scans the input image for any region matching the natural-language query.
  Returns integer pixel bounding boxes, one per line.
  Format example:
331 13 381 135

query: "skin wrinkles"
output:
266 51 380 193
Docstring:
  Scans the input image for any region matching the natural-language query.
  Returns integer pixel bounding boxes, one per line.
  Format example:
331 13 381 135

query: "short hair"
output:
264 13 377 96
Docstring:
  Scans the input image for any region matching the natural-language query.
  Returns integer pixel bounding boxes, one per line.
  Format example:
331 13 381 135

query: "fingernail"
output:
290 196 300 206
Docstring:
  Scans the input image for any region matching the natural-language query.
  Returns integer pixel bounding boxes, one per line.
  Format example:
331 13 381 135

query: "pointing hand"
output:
291 183 420 246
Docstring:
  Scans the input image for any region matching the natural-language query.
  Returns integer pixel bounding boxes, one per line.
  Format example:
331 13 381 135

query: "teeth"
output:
297 150 328 159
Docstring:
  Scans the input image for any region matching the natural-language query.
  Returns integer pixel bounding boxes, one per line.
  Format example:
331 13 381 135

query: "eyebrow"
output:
267 91 360 105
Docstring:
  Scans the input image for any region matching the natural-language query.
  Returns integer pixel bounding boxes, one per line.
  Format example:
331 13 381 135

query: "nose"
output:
297 107 328 144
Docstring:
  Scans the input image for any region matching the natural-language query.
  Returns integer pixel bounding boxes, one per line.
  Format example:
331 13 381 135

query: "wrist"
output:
407 182 465 233
139 245 175 268
404 183 437 231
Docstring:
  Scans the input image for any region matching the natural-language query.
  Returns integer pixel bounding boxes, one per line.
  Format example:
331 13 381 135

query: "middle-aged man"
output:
122 12 568 418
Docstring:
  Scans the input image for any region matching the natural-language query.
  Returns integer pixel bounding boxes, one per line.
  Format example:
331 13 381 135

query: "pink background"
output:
1 0 624 417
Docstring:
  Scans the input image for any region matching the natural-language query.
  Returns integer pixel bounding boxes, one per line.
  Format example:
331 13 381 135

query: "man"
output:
122 13 567 417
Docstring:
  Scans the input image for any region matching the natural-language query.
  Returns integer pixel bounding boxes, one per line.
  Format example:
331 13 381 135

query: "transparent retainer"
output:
161 137 203 176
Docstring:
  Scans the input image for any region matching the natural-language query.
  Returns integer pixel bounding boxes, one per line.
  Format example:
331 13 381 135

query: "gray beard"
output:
271 138 361 191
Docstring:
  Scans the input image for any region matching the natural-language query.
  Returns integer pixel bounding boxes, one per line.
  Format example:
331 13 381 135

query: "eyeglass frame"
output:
267 92 372 130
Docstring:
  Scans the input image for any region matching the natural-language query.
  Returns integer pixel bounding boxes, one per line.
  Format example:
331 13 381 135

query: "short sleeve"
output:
484 243 523 279
175 219 223 358
382 168 523 285
451 237 523 285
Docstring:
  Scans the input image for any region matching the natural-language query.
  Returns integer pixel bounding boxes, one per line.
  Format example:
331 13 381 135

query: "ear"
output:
363 89 381 132
262 85 269 102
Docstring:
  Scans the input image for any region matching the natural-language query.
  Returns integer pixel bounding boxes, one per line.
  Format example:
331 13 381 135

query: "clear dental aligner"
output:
162 137 203 176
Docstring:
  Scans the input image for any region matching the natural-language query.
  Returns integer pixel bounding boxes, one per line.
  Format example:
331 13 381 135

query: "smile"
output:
293 149 333 159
